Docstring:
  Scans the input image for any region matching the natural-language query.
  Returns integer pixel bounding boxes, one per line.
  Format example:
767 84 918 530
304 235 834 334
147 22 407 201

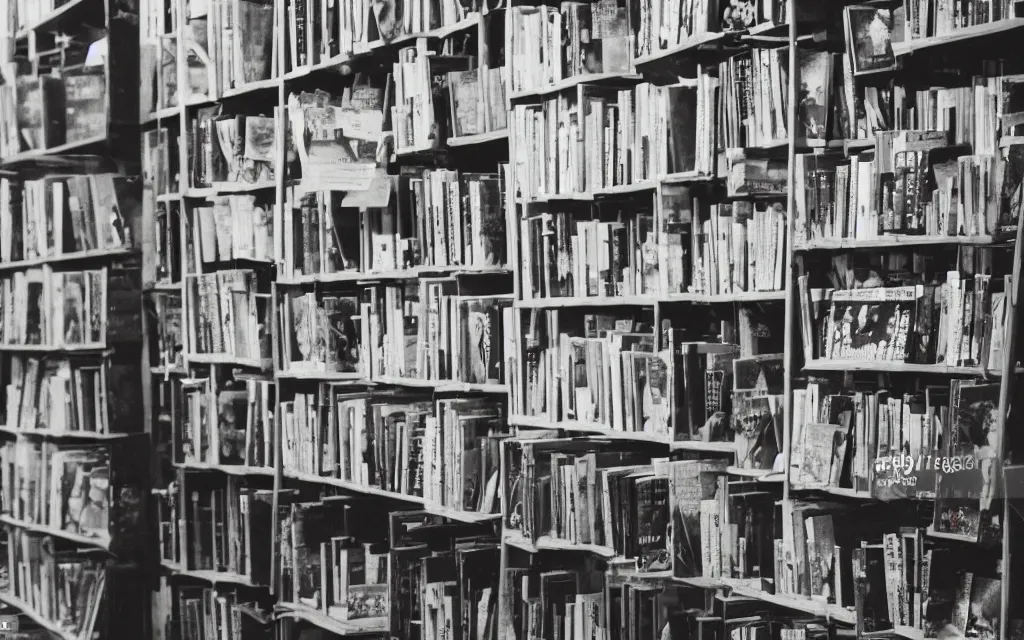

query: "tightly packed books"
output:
4 356 141 436
0 441 111 543
903 0 1020 41
364 283 513 385
632 0 794 59
157 476 279 586
792 378 1002 545
187 195 275 264
0 266 141 350
507 4 630 95
173 586 273 640
390 512 500 640
278 290 362 373
176 0 276 101
281 391 505 514
176 378 274 468
511 80 716 199
1 529 107 639
154 201 182 283
799 272 1010 368
185 270 271 362
189 107 277 188
285 85 386 192
448 66 508 137
285 0 481 69
718 50 790 149
149 292 184 370
275 495 392 622
794 133 1023 245
392 49 474 151
0 174 136 264
0 66 108 156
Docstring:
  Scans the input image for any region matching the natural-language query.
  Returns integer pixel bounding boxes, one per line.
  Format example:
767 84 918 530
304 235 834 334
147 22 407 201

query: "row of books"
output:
0 174 135 265
1 529 107 640
510 80 715 199
285 0 482 73
363 284 513 385
281 167 508 280
0 441 112 544
150 292 184 370
4 356 140 436
903 0 1020 42
799 276 1010 367
174 0 276 103
391 49 474 150
632 0 791 59
791 379 1001 543
185 270 271 361
0 267 128 349
189 108 277 188
0 68 107 157
793 137 1022 245
280 392 504 514
173 585 272 640
175 378 274 469
506 4 630 95
448 66 509 138
157 476 274 583
187 195 275 266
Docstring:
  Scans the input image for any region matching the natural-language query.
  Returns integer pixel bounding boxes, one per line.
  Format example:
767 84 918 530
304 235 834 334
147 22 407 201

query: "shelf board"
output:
894 18 1024 56
504 533 618 557
150 365 188 376
185 354 272 369
0 592 76 640
0 247 136 272
591 181 656 196
509 72 643 101
185 182 276 197
374 376 508 394
274 602 388 637
804 359 1015 376
632 30 733 68
1 134 110 165
515 295 657 309
727 466 785 481
670 440 737 454
0 344 110 354
660 171 719 184
14 0 101 39
0 515 111 551
221 77 282 99
277 265 510 285
721 578 856 624
284 469 428 503
174 462 275 476
791 484 872 499
165 566 260 587
142 105 181 125
661 290 786 303
276 370 371 382
519 191 595 203
155 192 182 202
0 425 141 440
447 129 509 147
797 234 1007 251
420 505 502 523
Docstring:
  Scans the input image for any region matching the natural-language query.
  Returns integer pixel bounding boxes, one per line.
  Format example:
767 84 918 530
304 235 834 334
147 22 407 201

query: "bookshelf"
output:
0 0 150 638
141 1 1024 640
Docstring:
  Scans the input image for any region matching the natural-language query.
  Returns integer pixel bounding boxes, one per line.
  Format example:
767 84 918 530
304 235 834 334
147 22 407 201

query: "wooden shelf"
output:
670 440 737 454
0 425 142 440
184 182 276 197
504 533 618 557
632 31 729 68
373 376 508 394
804 360 1015 376
1 134 110 165
0 247 136 272
220 77 282 99
277 265 510 286
14 0 102 39
274 602 388 637
509 72 643 101
174 462 275 476
447 129 509 147
894 18 1024 56
515 295 657 309
0 592 76 640
0 515 111 552
185 353 272 369
165 567 260 587
143 105 181 125
797 234 1007 251
275 370 371 382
